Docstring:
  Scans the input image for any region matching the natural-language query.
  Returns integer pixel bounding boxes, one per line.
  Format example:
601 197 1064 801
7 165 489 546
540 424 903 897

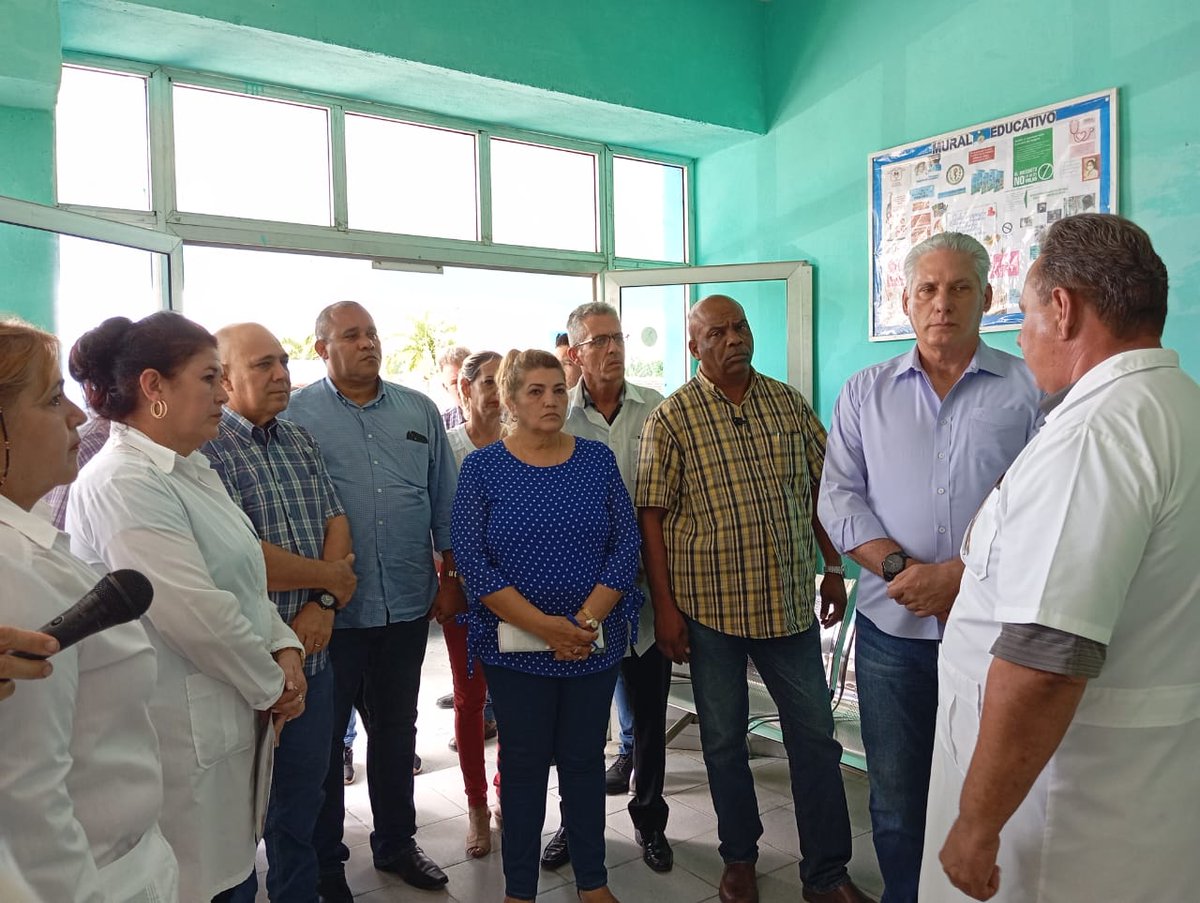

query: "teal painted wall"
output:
695 0 1200 419
63 0 766 135
0 0 59 327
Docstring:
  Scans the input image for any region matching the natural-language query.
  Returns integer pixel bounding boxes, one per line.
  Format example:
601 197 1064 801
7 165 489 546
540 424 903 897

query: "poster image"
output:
867 89 1118 341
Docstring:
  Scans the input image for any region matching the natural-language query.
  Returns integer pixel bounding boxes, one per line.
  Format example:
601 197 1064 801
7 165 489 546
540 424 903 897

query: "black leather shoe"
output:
317 871 354 903
540 826 570 869
342 745 355 785
436 692 454 709
605 753 633 795
636 828 674 873
375 844 448 890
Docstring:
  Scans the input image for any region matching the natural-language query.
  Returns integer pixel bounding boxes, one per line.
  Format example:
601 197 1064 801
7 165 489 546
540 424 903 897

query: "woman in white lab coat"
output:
66 312 306 902
0 318 179 903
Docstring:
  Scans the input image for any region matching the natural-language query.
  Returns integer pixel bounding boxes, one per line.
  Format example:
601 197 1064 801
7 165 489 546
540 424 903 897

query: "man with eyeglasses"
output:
538 301 673 874
636 295 869 903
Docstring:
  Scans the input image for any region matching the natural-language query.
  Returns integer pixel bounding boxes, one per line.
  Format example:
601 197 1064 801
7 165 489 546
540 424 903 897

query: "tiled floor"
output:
252 626 883 901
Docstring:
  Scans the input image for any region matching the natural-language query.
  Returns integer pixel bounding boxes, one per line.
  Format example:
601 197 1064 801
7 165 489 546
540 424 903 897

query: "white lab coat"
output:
68 424 302 901
920 350 1200 902
0 496 178 903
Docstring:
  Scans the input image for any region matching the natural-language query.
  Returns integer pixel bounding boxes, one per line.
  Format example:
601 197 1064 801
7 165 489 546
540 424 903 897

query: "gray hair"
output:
1032 214 1168 339
904 232 991 293
436 345 472 370
565 301 619 345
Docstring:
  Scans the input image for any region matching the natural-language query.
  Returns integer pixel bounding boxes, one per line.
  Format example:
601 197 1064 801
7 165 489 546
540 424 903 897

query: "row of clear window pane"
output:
55 67 686 260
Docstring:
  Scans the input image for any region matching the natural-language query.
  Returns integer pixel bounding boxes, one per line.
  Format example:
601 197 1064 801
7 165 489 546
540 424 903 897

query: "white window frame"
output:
601 261 814 401
0 194 184 310
56 54 696 286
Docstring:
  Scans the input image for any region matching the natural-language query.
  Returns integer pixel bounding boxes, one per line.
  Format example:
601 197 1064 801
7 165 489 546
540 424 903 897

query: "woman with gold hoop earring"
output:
66 312 306 903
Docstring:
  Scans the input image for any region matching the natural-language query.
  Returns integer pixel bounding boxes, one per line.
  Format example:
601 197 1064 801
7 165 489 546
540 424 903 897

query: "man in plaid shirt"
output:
203 322 357 903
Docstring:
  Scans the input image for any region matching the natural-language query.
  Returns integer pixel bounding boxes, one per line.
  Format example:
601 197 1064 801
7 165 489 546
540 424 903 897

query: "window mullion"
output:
146 68 178 228
599 146 615 269
477 130 493 244
330 104 348 230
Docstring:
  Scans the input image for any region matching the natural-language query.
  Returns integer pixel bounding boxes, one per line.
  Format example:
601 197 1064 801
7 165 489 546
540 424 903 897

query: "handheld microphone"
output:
11 569 153 660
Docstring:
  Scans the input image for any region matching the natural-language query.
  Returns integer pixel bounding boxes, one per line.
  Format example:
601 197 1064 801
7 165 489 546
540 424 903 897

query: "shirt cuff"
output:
991 622 1107 678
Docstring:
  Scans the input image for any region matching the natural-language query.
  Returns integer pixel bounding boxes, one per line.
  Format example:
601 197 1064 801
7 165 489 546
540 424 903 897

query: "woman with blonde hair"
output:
452 348 642 903
66 312 306 902
0 318 179 902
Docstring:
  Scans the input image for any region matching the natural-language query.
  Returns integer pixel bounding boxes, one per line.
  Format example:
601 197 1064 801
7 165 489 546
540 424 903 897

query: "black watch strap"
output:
312 591 337 610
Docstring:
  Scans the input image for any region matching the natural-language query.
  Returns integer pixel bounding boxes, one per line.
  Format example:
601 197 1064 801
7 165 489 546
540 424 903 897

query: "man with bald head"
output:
636 296 869 903
284 302 461 899
202 322 357 902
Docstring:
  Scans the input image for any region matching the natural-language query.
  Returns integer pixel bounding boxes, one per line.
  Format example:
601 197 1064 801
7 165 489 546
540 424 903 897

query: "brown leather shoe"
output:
801 879 875 902
718 861 758 903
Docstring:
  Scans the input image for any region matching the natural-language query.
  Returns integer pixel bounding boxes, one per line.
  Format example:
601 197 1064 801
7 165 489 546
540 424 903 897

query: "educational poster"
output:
868 89 1118 341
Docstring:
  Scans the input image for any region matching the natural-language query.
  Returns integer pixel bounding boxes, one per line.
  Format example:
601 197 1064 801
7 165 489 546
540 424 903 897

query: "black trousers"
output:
621 642 672 834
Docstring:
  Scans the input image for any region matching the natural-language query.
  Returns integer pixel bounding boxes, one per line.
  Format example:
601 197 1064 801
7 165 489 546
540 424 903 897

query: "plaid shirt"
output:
635 369 827 639
203 409 345 675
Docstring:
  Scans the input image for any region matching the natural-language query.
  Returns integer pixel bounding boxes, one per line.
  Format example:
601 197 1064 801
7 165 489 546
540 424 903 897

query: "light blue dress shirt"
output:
818 342 1040 640
283 377 456 627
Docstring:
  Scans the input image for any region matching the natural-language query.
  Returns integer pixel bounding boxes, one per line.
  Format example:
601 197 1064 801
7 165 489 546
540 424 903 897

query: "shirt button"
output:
937 452 945 459
377 488 382 493
940 418 949 425
377 520 384 525
373 460 379 465
938 526 947 534
367 434 374 439
937 487 946 495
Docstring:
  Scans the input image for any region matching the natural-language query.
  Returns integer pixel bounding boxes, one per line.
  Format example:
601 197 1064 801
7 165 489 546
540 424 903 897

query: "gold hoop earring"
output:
150 399 169 420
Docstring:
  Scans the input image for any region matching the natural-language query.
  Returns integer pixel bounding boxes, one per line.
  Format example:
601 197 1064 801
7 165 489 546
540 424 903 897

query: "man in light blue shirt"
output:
817 233 1040 903
283 301 462 901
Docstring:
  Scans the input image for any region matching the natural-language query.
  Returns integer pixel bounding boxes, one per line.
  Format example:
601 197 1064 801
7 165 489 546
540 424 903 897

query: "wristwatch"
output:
824 564 845 577
881 552 910 583
312 591 338 611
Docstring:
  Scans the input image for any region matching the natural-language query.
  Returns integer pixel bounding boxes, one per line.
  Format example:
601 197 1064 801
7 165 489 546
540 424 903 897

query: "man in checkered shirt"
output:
203 322 357 903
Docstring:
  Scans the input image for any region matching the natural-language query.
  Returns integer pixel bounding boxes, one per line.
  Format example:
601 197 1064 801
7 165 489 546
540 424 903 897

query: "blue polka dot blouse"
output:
451 437 643 677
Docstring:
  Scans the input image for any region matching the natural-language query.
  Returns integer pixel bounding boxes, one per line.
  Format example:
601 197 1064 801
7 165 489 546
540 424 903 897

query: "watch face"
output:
882 553 907 582
317 593 337 610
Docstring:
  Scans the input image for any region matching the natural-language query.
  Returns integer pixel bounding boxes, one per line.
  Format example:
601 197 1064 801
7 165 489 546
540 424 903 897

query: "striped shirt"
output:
202 409 345 675
635 368 827 639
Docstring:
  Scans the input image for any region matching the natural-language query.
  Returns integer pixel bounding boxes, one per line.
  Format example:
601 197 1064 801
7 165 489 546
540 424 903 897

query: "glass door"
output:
601 262 813 400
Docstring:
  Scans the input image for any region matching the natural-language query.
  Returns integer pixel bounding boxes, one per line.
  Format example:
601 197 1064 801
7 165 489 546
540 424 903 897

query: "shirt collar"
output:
574 379 628 411
111 422 179 474
892 340 1006 380
1046 348 1180 423
325 375 385 409
1038 383 1074 417
695 366 758 404
221 407 278 444
0 494 59 550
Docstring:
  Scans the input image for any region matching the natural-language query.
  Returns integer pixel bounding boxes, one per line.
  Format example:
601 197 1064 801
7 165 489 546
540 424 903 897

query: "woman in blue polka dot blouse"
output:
452 348 643 903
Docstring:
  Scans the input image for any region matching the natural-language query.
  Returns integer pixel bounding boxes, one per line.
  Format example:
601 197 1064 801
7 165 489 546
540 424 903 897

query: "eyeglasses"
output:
574 332 628 351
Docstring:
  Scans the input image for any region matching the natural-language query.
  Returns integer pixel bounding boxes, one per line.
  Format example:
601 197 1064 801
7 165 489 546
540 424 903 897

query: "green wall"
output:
0 0 59 326
61 0 766 146
695 0 1200 419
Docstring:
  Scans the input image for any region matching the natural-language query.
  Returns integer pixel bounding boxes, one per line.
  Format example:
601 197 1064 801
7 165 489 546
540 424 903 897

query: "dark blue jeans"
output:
854 614 939 903
484 662 619 901
314 620 428 877
685 617 853 894
228 665 336 903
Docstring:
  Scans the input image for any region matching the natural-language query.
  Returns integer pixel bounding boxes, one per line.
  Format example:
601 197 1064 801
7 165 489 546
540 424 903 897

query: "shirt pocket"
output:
966 407 1030 480
960 488 1000 581
768 431 804 491
185 671 254 768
